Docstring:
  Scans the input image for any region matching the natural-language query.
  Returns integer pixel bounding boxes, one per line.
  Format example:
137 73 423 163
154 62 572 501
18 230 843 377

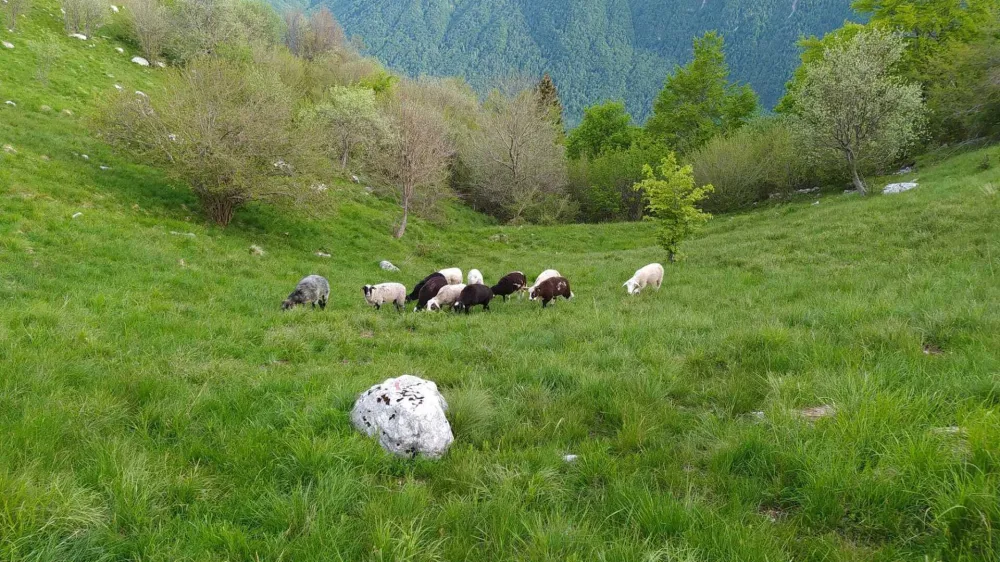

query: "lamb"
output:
527 269 561 300
407 272 446 302
623 263 664 295
427 284 466 311
415 275 450 311
467 269 484 285
454 284 493 314
530 276 573 308
439 267 463 285
490 271 526 302
282 275 329 310
362 283 407 311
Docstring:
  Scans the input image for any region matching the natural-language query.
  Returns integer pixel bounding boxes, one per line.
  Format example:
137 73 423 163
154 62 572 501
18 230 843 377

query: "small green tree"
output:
645 32 758 155
302 86 390 169
566 101 635 160
795 29 925 195
633 152 713 262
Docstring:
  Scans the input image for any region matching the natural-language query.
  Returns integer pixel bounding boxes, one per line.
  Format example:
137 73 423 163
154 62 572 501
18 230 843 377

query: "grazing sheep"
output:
623 263 664 295
282 275 329 310
363 283 407 311
427 284 466 311
407 272 446 302
467 269 484 285
527 269 561 300
454 284 493 314
530 276 573 308
439 268 463 285
415 275 450 311
490 271 527 302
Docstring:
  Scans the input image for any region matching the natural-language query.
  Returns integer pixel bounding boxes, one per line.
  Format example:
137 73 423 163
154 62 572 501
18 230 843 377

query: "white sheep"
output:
427 284 466 311
362 283 407 311
623 263 664 295
527 269 561 300
467 269 484 285
438 268 463 285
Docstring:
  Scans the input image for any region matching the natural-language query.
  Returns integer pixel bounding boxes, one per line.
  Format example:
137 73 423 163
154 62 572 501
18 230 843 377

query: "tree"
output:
566 101 636 160
795 29 925 195
4 0 31 32
645 32 758 155
568 136 667 222
925 26 1000 141
633 152 713 263
283 9 307 56
62 0 106 35
96 58 309 226
370 92 453 238
462 87 569 224
536 73 564 128
302 86 390 169
304 7 345 60
123 0 171 62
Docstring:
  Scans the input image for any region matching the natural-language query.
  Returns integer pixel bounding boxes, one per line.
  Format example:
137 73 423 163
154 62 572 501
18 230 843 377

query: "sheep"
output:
439 268 463 285
527 269 561 300
427 284 466 311
490 271 526 302
415 275 450 311
530 276 573 308
467 269 484 285
454 284 493 314
407 272 446 302
282 275 329 310
623 263 664 295
362 283 407 311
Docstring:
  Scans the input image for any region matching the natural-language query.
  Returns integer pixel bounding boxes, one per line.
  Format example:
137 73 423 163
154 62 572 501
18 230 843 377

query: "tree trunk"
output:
846 150 867 195
340 141 350 169
394 199 408 239
199 192 240 226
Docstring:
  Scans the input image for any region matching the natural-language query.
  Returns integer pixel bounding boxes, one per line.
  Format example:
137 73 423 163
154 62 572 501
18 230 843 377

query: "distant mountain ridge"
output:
290 0 860 124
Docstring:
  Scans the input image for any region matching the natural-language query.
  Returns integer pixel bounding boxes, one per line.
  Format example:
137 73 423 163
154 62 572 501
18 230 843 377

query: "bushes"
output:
691 117 812 213
567 140 667 222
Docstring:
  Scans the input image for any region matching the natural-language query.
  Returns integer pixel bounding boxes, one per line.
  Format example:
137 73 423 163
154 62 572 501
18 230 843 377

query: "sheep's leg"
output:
542 298 549 308
320 299 327 310
375 303 380 311
484 302 490 312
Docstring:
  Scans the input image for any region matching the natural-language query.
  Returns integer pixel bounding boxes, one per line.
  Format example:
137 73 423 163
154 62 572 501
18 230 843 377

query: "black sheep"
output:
414 275 449 311
454 284 493 314
530 276 573 308
490 271 527 302
407 272 446 303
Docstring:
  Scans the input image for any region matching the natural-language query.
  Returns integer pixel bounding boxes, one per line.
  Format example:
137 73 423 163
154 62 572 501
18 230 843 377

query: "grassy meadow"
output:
3 4 1000 561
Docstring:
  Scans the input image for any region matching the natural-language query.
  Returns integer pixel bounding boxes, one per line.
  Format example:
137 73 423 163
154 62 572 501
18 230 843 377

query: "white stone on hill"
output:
69 33 87 40
115 47 124 54
2 41 14 49
315 251 331 258
71 212 83 219
4 100 15 106
155 61 165 68
134 90 147 97
380 260 400 272
3 144 16 154
114 84 122 90
351 375 454 459
131 56 149 66
110 5 119 12
883 182 918 194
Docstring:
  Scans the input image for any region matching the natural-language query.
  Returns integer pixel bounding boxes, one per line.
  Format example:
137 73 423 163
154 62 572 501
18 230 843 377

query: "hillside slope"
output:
301 0 859 122
3 7 1000 561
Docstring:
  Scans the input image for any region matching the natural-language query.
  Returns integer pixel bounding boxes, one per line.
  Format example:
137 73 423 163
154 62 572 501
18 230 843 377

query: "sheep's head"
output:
624 280 640 295
281 299 295 310
362 285 372 299
427 299 440 311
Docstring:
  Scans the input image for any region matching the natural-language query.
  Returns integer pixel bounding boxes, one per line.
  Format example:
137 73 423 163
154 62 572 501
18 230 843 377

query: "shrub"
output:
62 0 106 35
633 152 714 262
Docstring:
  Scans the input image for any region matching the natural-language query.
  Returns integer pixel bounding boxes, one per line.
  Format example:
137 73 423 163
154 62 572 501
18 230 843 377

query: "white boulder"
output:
2 41 14 49
69 33 88 40
351 375 454 459
110 5 119 12
131 56 149 66
115 47 124 54
379 260 400 272
4 100 14 107
883 182 918 195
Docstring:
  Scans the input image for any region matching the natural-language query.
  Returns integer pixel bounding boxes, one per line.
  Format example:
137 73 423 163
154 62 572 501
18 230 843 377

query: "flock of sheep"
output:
281 263 666 313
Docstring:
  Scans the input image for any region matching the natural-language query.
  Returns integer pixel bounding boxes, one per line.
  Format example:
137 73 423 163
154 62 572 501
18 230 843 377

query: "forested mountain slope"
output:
288 0 859 122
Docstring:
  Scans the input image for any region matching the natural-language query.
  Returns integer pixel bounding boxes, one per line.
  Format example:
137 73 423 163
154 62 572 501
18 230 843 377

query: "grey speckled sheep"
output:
363 283 407 311
282 275 329 310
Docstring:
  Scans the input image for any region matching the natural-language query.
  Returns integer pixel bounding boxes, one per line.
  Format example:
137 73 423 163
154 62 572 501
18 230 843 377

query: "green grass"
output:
3 5 1000 561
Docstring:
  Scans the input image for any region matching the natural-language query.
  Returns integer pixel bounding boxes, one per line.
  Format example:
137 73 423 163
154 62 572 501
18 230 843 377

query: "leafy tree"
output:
775 23 867 114
536 73 564 128
565 101 635 160
302 86 390 169
97 57 310 226
633 152 713 262
568 136 667 222
645 32 758 155
925 25 1000 141
795 29 925 195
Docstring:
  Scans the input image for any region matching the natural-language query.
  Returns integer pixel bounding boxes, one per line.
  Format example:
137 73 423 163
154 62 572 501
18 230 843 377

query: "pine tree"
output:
536 73 564 129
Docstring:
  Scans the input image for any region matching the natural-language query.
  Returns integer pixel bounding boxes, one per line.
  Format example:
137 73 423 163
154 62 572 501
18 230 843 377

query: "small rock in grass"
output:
134 91 147 98
169 231 196 238
812 201 820 206
315 251 331 258
796 404 835 421
351 375 454 459
883 182 918 194
114 84 123 90
62 109 73 116
563 454 579 463
2 41 13 49
40 155 49 161
155 61 165 68
750 410 765 420
380 260 400 272
69 33 87 40
110 5 119 12
2 144 16 154
249 244 265 256
71 212 83 219
896 165 914 175
178 259 187 267
5 100 16 106
923 342 943 355
351 174 360 184
115 47 124 54
311 182 328 193
99 165 111 170
131 56 149 66
40 105 52 112
81 154 89 160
